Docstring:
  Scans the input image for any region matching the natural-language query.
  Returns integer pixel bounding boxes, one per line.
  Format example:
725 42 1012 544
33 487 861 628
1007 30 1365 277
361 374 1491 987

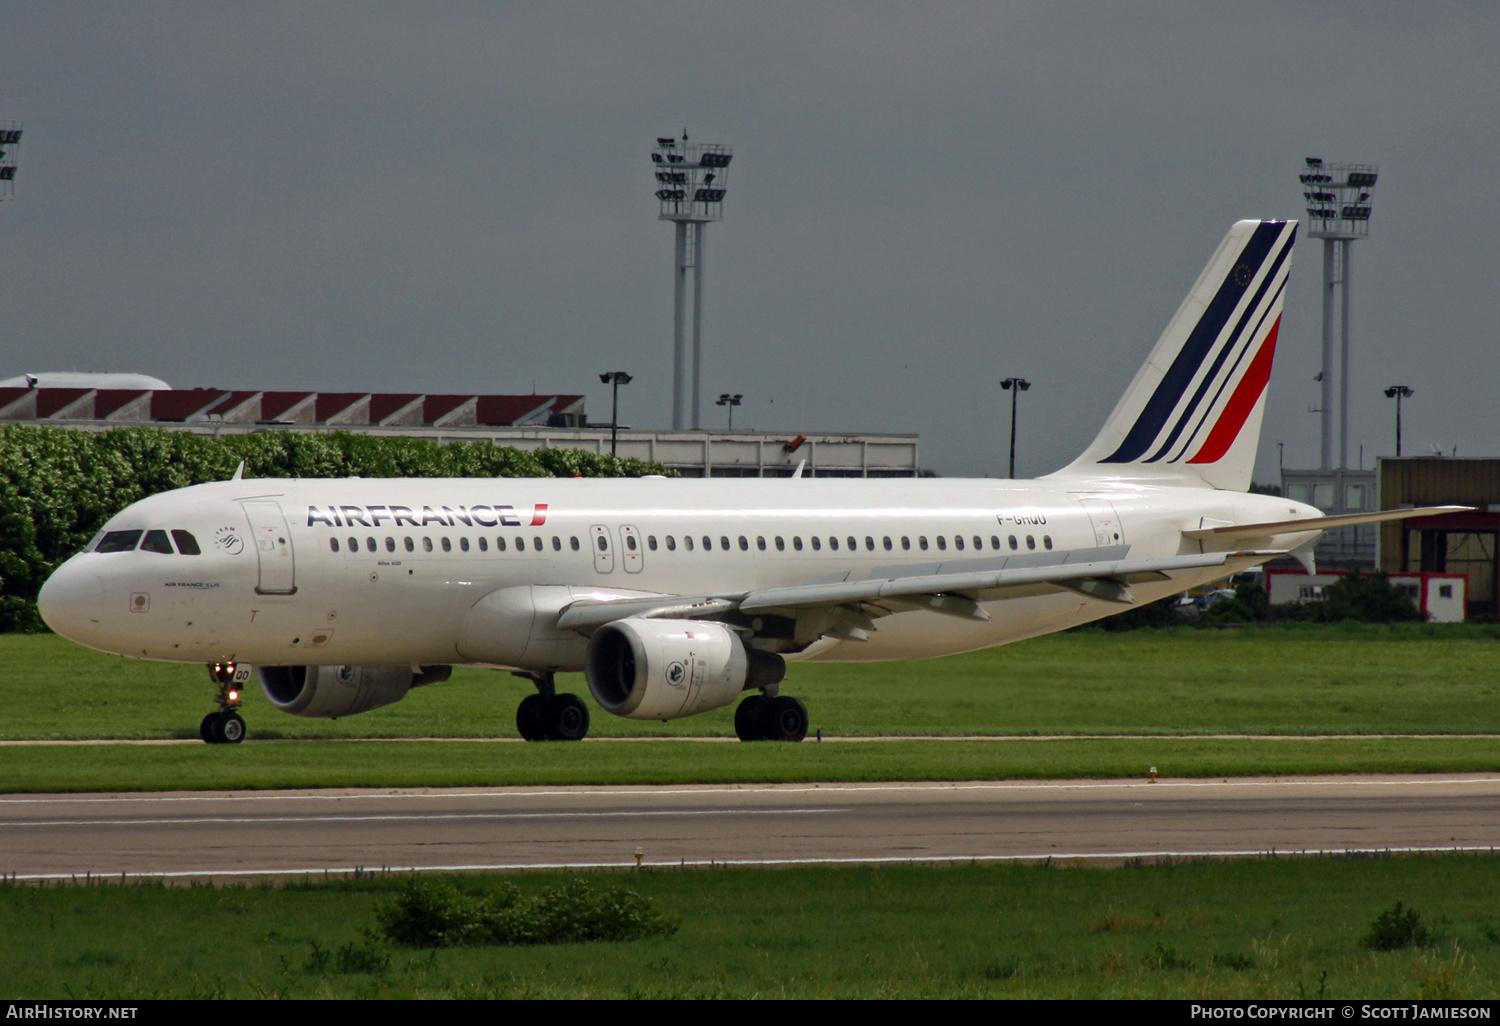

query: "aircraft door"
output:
590 525 615 573
1078 498 1126 548
243 500 297 595
619 525 643 573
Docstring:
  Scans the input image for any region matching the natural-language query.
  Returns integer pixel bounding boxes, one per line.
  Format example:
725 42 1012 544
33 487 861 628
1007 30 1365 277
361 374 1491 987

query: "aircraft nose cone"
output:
38 561 106 643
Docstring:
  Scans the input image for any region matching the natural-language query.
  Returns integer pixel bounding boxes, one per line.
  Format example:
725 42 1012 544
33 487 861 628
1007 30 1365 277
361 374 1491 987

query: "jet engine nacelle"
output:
258 664 451 719
585 618 785 721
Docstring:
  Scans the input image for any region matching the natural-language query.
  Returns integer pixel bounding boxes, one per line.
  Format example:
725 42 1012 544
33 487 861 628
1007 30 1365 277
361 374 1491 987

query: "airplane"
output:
37 219 1463 745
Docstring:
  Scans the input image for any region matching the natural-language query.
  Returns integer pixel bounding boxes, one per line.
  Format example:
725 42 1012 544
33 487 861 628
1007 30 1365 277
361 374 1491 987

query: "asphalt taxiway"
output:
2 774 1497 881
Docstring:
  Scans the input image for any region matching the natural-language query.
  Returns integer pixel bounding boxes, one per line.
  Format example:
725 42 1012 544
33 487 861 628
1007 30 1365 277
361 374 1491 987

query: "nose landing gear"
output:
201 662 250 744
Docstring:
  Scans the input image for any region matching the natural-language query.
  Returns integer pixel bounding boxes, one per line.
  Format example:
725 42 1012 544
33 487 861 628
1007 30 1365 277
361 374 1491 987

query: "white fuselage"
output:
38 474 1320 670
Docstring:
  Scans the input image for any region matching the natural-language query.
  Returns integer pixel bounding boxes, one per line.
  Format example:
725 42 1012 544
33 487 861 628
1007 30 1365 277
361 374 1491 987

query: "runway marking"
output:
3 776 1499 806
2 807 841 828
2 733 1498 747
6 845 1499 883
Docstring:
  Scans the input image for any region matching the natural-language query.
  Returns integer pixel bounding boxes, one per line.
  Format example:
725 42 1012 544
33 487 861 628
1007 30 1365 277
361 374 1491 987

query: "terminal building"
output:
0 382 920 479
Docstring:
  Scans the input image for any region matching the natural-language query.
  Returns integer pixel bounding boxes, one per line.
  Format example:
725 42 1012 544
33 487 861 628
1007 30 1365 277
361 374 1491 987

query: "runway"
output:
3 774 1498 881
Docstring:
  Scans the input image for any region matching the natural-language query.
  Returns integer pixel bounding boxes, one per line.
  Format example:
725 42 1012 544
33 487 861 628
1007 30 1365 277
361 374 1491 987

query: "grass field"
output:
4 856 1499 998
3 625 1498 791
6 623 1500 741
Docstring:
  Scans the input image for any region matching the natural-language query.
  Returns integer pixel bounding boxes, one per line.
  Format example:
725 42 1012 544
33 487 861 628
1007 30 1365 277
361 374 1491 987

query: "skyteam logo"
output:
664 661 688 689
1100 221 1297 467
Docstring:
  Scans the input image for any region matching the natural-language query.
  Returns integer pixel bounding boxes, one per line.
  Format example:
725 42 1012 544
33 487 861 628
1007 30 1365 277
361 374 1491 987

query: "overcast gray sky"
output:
2 3 1495 481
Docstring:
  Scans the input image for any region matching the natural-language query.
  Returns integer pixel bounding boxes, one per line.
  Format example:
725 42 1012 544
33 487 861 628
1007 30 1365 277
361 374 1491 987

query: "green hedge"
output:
0 425 668 632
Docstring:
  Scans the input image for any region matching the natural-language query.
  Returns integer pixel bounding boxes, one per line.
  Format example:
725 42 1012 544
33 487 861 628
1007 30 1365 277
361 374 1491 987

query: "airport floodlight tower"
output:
652 132 732 430
1300 157 1378 469
0 121 22 202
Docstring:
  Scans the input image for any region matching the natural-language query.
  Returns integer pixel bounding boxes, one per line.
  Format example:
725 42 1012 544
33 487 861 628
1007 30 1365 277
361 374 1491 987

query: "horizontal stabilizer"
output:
1182 506 1472 541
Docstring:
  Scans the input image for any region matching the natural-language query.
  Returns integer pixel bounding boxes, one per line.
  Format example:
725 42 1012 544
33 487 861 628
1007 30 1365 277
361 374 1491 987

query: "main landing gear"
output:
513 671 590 742
201 661 249 744
733 689 809 742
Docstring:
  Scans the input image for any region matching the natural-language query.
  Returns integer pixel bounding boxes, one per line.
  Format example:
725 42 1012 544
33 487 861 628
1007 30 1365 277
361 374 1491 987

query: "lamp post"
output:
652 133 733 429
1000 377 1030 478
716 393 743 431
599 371 633 456
1383 385 1413 457
1301 157 1378 468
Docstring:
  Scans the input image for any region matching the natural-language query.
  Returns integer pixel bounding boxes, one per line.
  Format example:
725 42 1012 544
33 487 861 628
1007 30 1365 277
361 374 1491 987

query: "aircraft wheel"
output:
516 694 547 741
200 713 222 744
218 713 247 745
734 695 768 742
760 695 808 743
544 693 590 741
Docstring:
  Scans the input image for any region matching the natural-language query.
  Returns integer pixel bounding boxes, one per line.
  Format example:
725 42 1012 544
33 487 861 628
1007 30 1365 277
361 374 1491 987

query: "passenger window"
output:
625 535 636 551
405 537 415 552
684 536 694 551
386 537 396 552
954 536 965 551
423 537 433 552
1009 535 1018 550
883 537 892 550
571 537 580 551
703 536 712 551
865 537 874 551
666 536 676 551
756 537 766 551
496 537 507 552
990 536 1000 550
171 530 201 555
534 537 544 552
919 537 929 551
829 537 839 551
901 537 910 550
937 537 947 551
722 537 731 551
793 537 803 551
811 537 821 551
738 536 749 551
847 537 856 551
553 537 563 551
775 536 784 551
597 536 608 552
366 537 377 553
1043 535 1053 550
330 538 340 553
460 537 470 552
973 536 983 550
140 530 173 554
441 537 452 552
1026 535 1036 550
648 536 658 551
478 537 488 552
347 536 359 552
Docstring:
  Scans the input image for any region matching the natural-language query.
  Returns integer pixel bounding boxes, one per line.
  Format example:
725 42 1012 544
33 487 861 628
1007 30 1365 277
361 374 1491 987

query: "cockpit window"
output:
95 530 143 553
140 530 174 554
171 530 201 555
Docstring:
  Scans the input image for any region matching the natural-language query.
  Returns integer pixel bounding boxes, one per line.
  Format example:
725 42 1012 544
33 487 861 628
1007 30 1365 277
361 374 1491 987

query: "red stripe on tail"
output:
1186 317 1281 465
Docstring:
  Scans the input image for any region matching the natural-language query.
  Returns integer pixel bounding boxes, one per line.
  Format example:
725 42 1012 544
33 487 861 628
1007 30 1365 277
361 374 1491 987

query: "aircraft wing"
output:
1181 505 1471 542
555 549 1272 632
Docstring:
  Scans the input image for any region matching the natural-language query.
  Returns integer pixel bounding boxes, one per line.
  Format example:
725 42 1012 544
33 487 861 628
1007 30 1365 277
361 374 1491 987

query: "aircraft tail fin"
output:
1056 219 1298 491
